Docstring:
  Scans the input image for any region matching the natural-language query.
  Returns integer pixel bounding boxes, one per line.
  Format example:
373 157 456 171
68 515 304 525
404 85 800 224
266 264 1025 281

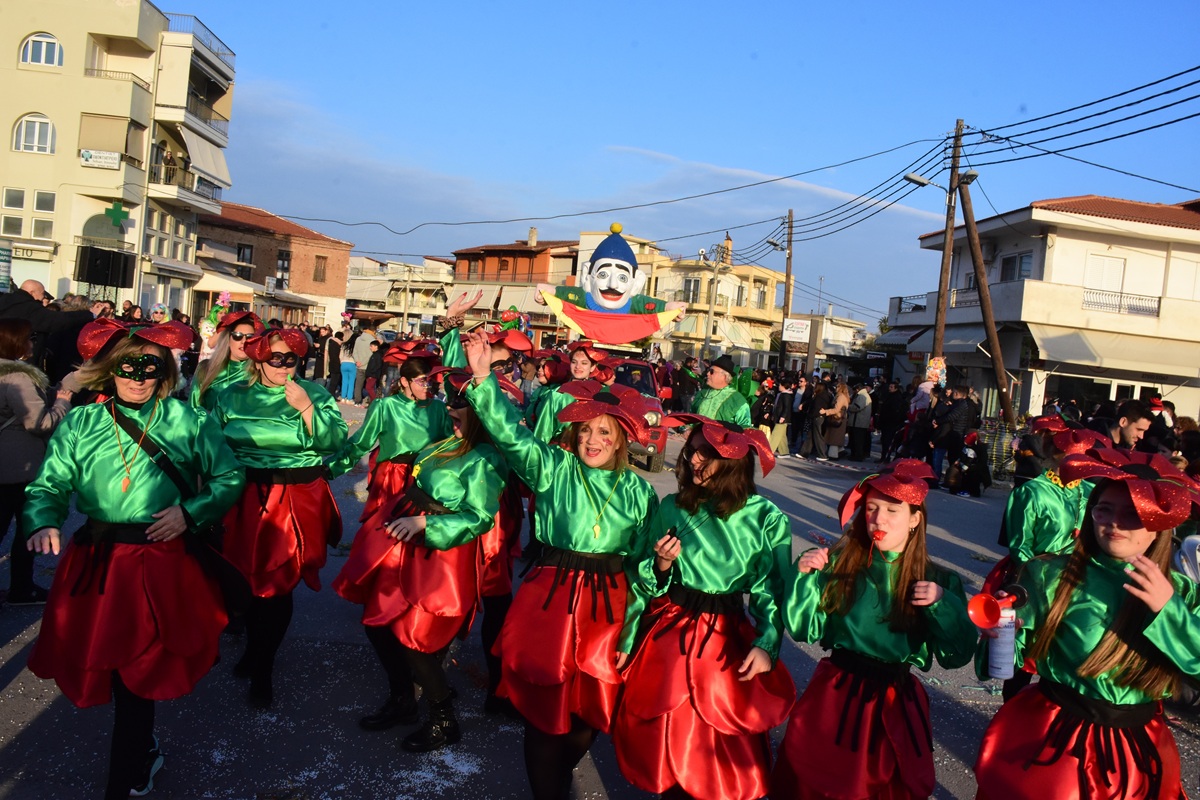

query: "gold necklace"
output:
412 437 460 479
109 398 161 493
577 461 623 538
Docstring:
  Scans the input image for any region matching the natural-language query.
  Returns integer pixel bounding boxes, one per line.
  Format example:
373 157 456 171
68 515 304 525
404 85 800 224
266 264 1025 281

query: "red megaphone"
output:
967 585 1029 629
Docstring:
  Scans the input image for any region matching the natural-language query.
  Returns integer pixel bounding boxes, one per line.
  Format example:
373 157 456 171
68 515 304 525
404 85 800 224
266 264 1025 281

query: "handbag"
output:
109 401 251 614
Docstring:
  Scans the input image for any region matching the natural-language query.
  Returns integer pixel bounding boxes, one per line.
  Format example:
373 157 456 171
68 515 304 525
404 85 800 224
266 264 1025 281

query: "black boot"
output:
401 696 460 752
359 692 419 731
248 674 273 709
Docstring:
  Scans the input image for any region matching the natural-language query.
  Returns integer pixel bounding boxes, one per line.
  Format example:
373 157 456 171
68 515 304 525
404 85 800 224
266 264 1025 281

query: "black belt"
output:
391 483 452 518
245 465 328 485
534 545 625 624
1029 680 1163 799
827 649 930 758
381 452 417 466
649 584 744 659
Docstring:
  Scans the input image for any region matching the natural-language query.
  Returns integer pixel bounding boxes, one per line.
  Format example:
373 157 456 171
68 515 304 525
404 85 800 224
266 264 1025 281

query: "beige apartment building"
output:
0 0 234 314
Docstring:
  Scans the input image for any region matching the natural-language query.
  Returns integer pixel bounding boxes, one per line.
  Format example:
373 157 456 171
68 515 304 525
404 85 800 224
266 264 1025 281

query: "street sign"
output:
782 318 811 343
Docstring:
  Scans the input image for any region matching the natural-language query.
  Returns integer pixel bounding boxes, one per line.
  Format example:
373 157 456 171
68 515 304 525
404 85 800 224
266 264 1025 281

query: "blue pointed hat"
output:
589 223 638 271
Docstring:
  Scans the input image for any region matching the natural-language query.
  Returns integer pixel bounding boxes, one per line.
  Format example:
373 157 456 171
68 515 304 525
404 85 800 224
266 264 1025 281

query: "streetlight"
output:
767 236 791 372
700 244 731 362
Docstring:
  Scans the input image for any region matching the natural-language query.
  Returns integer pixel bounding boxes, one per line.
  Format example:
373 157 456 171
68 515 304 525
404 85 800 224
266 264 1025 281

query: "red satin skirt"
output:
477 481 524 598
360 457 412 524
613 594 796 800
222 478 342 597
772 654 934 800
974 683 1183 800
495 560 627 735
333 498 479 653
28 538 226 708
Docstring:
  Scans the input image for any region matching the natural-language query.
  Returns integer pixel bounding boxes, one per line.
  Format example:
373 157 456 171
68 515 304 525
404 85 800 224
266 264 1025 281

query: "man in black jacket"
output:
876 379 908 462
0 280 100 370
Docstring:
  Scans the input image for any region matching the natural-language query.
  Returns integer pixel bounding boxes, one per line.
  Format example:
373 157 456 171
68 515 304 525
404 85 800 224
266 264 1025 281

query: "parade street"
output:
2 412 1197 799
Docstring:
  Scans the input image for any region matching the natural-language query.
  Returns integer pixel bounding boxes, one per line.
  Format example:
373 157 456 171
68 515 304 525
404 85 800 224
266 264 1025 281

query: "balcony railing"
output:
165 14 236 69
186 93 229 135
1082 289 1161 317
75 235 134 252
148 163 222 202
84 68 150 92
951 288 979 307
897 293 928 313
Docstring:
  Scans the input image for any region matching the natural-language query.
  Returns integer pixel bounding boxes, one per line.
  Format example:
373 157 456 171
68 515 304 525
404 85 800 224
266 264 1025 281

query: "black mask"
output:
111 353 166 382
264 352 299 368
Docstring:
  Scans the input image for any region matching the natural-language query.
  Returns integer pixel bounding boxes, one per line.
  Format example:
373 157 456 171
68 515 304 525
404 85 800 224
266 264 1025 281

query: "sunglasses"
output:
445 393 469 410
230 331 252 341
264 352 299 368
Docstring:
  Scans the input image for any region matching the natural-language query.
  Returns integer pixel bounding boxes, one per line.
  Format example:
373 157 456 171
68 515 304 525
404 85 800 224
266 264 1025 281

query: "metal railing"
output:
951 288 979 307
186 94 229 135
897 293 927 313
1081 289 1161 317
165 14 236 69
75 235 134 252
84 68 150 91
148 163 221 202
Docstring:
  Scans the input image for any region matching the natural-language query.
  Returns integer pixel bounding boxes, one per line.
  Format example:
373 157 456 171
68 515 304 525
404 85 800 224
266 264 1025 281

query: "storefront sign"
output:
0 239 11 293
782 318 811 343
81 150 121 169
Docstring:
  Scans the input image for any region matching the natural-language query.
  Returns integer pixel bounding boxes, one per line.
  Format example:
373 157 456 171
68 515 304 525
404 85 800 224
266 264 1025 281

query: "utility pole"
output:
932 119 965 358
700 245 720 361
776 208 793 371
401 263 413 334
958 181 1017 427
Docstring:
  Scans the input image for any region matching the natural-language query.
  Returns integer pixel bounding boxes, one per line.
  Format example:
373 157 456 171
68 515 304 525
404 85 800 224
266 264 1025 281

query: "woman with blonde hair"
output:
189 310 264 412
25 318 244 798
821 379 851 459
212 328 346 709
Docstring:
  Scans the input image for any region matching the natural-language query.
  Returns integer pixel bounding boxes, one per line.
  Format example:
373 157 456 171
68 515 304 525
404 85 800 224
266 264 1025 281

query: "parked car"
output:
610 358 668 473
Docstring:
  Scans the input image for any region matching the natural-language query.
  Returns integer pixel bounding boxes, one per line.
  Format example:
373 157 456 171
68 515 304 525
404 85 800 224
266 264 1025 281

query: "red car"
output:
610 358 668 473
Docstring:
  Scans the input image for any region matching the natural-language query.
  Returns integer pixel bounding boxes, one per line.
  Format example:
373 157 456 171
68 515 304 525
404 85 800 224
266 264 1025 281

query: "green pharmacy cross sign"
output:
104 201 130 229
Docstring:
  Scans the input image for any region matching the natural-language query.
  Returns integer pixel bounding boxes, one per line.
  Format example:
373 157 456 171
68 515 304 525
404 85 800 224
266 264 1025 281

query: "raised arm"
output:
745 509 793 662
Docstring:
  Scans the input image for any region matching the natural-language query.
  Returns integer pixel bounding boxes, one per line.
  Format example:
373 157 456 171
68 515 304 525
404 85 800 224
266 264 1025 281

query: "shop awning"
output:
180 128 231 188
150 256 203 279
908 324 988 354
1027 323 1200 380
195 268 261 296
269 288 318 309
875 326 927 346
347 278 395 306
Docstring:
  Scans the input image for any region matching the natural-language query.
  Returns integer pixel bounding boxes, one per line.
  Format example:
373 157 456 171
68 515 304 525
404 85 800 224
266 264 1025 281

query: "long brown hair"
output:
820 492 932 633
1025 480 1179 697
675 431 755 518
565 417 628 472
438 403 493 461
196 324 253 400
75 336 179 398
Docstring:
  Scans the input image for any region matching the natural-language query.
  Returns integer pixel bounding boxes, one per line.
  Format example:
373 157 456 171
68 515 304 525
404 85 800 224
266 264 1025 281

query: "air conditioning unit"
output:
980 239 997 264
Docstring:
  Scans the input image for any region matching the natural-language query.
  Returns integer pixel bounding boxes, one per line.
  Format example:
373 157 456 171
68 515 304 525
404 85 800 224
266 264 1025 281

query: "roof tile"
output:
200 202 355 246
1032 195 1200 231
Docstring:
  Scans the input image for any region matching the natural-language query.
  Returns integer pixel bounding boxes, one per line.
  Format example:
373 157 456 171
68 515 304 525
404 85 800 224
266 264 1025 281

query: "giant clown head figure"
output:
580 223 648 313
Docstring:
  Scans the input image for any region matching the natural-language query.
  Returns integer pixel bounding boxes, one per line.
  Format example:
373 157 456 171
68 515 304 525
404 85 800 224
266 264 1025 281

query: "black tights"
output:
244 593 294 682
403 645 451 704
0 482 34 594
661 785 695 799
364 624 415 700
480 593 512 696
104 673 155 800
523 716 598 800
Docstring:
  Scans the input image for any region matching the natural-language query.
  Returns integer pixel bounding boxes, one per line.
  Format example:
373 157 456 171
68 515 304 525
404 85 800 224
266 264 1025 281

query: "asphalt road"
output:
1 410 1197 799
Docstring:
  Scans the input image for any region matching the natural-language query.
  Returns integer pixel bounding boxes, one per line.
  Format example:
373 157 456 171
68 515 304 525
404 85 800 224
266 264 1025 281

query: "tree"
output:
878 315 892 335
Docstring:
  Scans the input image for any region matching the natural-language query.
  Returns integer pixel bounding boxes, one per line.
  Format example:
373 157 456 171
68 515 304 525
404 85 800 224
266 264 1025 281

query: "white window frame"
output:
20 33 64 67
34 190 54 212
2 188 24 209
31 218 53 240
1 216 24 237
12 114 56 154
1000 252 1033 282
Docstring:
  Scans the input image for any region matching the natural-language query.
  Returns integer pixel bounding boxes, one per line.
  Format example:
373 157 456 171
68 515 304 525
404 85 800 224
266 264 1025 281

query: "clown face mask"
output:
582 258 646 312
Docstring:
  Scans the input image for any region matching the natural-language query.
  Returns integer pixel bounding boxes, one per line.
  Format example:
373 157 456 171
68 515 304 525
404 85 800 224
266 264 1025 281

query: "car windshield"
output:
615 363 655 396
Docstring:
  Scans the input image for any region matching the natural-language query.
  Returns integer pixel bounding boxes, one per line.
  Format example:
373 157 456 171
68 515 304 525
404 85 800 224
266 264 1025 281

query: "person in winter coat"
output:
821 381 851 459
0 318 72 604
800 381 832 460
846 384 873 461
766 375 795 457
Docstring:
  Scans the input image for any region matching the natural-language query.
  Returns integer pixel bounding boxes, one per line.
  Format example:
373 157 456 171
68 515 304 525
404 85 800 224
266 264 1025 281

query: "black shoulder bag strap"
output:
108 400 251 614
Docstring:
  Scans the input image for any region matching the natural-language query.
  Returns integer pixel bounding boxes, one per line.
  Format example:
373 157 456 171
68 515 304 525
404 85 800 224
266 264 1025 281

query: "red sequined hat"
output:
487 328 533 353
559 379 605 400
1029 415 1071 435
215 310 265 334
429 367 524 405
556 390 649 447
1051 428 1110 456
1058 449 1200 531
567 339 606 363
530 349 565 362
591 362 615 384
244 329 309 360
537 354 571 385
836 459 937 529
382 338 439 366
664 413 776 477
77 318 194 362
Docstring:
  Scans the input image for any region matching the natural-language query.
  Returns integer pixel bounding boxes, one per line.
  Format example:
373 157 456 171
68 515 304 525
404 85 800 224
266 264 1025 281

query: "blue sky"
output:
190 0 1200 328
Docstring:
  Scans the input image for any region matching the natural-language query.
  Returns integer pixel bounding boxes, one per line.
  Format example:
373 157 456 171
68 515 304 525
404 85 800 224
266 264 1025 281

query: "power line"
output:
276 138 947 237
654 216 783 244
982 64 1200 132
